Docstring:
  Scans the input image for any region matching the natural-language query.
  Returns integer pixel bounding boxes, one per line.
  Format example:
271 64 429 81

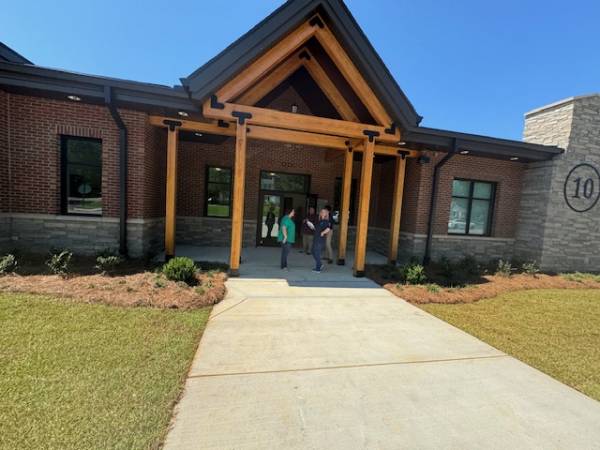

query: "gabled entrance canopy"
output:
152 4 420 276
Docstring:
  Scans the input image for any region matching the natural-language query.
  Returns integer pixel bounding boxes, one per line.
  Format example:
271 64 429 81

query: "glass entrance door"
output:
259 194 281 246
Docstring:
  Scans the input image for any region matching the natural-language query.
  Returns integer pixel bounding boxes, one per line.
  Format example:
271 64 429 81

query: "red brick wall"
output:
0 90 8 213
409 151 524 238
4 93 149 218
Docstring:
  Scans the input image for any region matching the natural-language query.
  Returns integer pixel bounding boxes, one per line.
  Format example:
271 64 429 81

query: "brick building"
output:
1 1 598 274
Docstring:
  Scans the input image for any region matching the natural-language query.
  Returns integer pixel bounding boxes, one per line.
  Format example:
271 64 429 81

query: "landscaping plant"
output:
0 254 18 275
496 259 513 277
404 263 427 285
95 255 123 274
521 261 540 276
162 257 197 285
46 250 72 276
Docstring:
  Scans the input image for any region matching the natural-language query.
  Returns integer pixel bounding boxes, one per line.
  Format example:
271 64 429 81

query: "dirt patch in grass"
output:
0 271 227 309
370 271 600 304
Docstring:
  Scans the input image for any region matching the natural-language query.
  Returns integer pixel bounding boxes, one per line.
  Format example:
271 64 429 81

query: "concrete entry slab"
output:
164 266 600 449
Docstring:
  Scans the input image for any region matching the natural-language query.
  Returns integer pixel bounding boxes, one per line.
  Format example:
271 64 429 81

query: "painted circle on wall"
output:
563 163 600 213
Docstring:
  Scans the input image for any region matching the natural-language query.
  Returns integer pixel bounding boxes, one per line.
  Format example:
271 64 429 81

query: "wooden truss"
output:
155 14 413 276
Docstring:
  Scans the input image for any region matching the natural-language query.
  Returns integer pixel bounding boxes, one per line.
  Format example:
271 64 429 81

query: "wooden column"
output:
337 147 353 265
164 124 179 259
353 136 375 277
388 155 407 264
229 119 248 276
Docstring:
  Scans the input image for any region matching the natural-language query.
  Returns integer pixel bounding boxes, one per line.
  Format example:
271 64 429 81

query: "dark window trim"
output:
204 165 233 218
259 170 311 195
60 135 103 217
448 177 496 237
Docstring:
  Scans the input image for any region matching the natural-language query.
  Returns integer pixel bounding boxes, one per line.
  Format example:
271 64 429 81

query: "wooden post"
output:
353 136 375 277
229 119 248 276
388 156 407 264
164 124 179 259
337 147 353 265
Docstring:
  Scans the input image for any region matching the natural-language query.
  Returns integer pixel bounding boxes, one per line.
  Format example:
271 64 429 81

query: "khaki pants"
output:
302 234 313 254
325 229 334 261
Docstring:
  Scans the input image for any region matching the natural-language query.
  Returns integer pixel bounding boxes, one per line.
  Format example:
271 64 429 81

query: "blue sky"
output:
2 0 599 140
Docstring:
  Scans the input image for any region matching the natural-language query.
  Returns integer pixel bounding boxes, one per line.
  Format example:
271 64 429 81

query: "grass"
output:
0 292 211 450
421 289 600 401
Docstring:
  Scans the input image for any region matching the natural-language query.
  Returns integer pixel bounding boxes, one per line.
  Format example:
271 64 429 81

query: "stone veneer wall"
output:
0 214 163 257
516 94 600 272
176 217 256 248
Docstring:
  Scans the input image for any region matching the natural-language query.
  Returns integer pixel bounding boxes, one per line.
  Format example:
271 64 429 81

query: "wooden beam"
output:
354 137 375 277
229 121 247 276
337 147 354 265
203 101 398 143
149 116 420 158
236 53 304 105
164 124 179 258
388 156 407 264
216 21 317 102
303 50 358 122
315 24 396 132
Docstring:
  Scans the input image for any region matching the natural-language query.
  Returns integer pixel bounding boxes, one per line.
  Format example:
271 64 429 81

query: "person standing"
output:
312 208 331 273
265 206 276 241
301 206 317 254
324 204 335 263
278 207 296 270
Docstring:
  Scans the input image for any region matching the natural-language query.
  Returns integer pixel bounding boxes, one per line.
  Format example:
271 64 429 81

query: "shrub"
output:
0 254 17 275
521 261 540 276
425 283 441 293
496 259 512 277
162 257 197 285
46 250 72 276
95 255 123 274
438 256 455 281
404 263 427 285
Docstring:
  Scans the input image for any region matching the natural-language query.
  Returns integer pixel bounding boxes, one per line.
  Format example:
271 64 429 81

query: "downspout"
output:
423 138 458 264
104 86 128 257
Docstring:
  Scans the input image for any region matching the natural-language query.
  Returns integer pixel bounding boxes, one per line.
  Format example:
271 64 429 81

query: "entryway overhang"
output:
151 9 422 276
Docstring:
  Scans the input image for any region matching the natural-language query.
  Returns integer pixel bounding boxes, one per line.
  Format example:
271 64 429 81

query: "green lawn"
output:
0 293 211 450
421 289 600 401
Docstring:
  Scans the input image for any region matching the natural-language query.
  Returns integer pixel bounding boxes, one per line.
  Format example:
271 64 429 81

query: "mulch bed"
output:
371 272 600 304
0 271 227 309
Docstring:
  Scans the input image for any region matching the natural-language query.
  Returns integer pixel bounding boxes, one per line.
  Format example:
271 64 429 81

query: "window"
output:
205 166 232 217
260 171 309 193
61 136 102 215
448 179 495 236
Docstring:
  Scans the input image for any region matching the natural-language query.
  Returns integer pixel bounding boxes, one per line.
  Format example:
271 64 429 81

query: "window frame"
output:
447 178 496 237
60 135 103 217
259 170 311 194
204 165 233 218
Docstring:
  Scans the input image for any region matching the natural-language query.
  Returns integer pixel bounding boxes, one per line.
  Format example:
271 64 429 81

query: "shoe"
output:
281 267 289 271
312 268 321 273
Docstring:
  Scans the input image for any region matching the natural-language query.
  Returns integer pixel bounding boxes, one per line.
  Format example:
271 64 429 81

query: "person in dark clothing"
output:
324 204 335 263
265 207 276 240
312 208 331 273
301 206 317 254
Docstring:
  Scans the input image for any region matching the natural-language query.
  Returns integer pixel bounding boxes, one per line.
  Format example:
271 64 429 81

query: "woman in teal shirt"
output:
278 207 296 270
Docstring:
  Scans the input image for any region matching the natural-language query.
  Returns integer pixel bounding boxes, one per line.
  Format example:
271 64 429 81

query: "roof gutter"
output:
423 138 458 265
104 86 128 257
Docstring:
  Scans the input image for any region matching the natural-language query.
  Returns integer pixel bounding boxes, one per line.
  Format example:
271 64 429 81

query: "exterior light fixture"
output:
291 104 298 113
214 167 222 172
397 141 406 146
194 132 203 137
269 172 276 176
510 157 519 161
460 150 469 155
67 95 81 101
178 111 189 117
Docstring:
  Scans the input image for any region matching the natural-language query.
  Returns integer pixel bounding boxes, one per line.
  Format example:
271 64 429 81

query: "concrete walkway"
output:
164 255 600 449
